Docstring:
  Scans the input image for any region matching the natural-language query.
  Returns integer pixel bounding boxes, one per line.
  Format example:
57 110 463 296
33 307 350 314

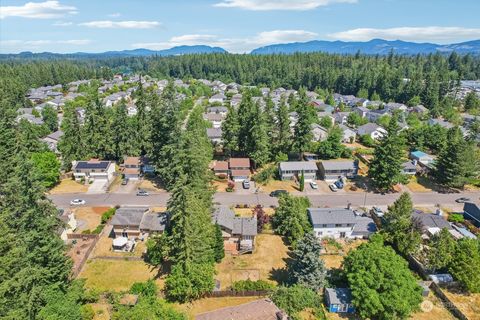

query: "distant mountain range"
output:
250 39 480 55
1 39 479 59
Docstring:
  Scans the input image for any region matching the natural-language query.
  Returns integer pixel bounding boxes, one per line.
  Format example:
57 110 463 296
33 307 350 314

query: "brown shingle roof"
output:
124 156 140 166
214 161 229 171
229 158 250 168
195 299 284 320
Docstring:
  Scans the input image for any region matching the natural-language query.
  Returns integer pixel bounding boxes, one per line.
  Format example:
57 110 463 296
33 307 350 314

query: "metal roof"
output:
325 288 353 305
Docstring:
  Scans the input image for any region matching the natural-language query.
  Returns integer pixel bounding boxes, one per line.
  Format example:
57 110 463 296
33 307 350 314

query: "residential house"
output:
462 114 480 127
41 130 64 153
385 102 408 113
212 206 257 253
229 158 251 181
206 106 228 115
209 93 226 104
463 202 480 227
410 150 434 166
16 113 44 125
230 94 242 108
110 207 168 239
279 161 318 182
58 210 77 242
196 299 286 320
308 208 376 239
318 159 358 181
367 108 391 122
366 100 383 109
325 288 355 314
357 123 387 140
206 128 223 145
402 160 418 175
213 161 229 177
412 105 428 115
353 106 369 118
333 112 350 125
311 124 329 142
412 211 461 239
338 124 356 143
140 156 155 174
203 113 225 129
428 118 454 130
72 159 116 182
123 156 141 180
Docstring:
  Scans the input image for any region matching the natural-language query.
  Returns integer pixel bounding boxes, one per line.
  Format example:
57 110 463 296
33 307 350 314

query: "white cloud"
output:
132 30 318 53
0 39 92 52
213 0 356 11
53 21 72 26
79 20 160 29
0 1 77 19
328 27 480 43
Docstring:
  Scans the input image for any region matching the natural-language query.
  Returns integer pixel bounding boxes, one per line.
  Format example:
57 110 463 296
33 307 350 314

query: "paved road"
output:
49 190 480 209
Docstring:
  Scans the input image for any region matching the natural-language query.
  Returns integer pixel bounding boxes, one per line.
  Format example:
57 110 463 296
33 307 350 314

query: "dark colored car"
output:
270 190 288 197
121 178 129 185
455 197 471 203
334 180 344 189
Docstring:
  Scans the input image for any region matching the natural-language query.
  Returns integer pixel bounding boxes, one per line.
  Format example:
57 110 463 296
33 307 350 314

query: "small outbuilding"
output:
325 288 355 313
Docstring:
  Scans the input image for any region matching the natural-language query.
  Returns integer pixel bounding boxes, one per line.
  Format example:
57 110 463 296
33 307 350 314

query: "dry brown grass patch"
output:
49 179 88 194
74 207 109 231
175 296 263 320
258 180 298 193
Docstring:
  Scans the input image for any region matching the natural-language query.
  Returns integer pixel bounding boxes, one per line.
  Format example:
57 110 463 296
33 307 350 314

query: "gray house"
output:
110 207 168 239
318 160 358 181
279 161 318 182
308 208 376 239
463 202 480 227
212 206 257 252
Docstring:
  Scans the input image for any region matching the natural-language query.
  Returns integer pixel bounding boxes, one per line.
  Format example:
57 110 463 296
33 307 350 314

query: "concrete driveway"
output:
87 180 108 194
115 179 140 194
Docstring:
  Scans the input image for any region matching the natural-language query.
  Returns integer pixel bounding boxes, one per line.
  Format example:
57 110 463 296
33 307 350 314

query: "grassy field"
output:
91 232 147 258
212 180 229 192
49 178 88 194
138 177 166 192
215 232 289 288
75 206 110 231
443 289 480 320
90 303 110 320
175 296 262 320
321 240 366 269
79 259 161 292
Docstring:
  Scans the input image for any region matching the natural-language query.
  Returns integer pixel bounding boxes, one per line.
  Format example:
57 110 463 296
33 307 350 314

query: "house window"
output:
317 231 323 236
335 224 342 227
322 224 328 228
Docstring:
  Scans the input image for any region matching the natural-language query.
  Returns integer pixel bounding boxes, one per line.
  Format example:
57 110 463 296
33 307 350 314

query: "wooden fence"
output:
407 254 470 320
67 233 98 240
71 234 100 278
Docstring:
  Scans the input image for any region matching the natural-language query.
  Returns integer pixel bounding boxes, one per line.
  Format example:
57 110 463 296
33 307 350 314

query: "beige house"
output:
72 159 116 182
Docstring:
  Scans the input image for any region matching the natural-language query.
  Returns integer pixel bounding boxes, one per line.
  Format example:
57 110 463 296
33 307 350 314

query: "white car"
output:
310 181 318 189
329 183 338 192
70 199 86 205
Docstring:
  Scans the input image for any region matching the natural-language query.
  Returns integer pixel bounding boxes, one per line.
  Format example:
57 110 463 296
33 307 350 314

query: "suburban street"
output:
49 189 480 210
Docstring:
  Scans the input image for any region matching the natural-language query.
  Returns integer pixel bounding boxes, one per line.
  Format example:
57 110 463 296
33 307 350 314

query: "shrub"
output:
269 285 322 320
253 165 277 184
81 229 91 234
92 224 104 234
231 279 275 291
101 208 116 224
130 280 158 297
448 213 465 223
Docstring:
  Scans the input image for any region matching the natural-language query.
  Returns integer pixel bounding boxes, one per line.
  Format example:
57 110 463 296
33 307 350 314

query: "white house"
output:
357 123 387 140
338 124 356 143
72 159 116 182
279 161 318 182
308 208 376 239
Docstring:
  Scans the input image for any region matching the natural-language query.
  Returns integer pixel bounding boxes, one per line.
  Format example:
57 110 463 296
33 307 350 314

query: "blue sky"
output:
1 0 479 53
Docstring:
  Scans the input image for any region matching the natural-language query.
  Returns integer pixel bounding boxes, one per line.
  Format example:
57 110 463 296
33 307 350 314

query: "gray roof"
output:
308 208 357 225
213 206 257 237
357 123 384 135
320 160 357 171
352 216 377 236
213 206 235 231
412 212 452 231
110 207 148 226
326 288 353 305
279 161 318 171
45 130 64 141
203 113 224 121
402 160 417 170
139 212 168 232
206 128 222 139
207 106 228 113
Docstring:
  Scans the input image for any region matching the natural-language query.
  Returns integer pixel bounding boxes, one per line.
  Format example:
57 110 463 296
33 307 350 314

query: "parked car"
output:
329 184 338 192
310 181 318 189
270 190 288 197
136 189 149 196
121 178 129 185
371 206 384 218
242 180 251 189
70 199 86 205
455 197 471 203
334 180 344 189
